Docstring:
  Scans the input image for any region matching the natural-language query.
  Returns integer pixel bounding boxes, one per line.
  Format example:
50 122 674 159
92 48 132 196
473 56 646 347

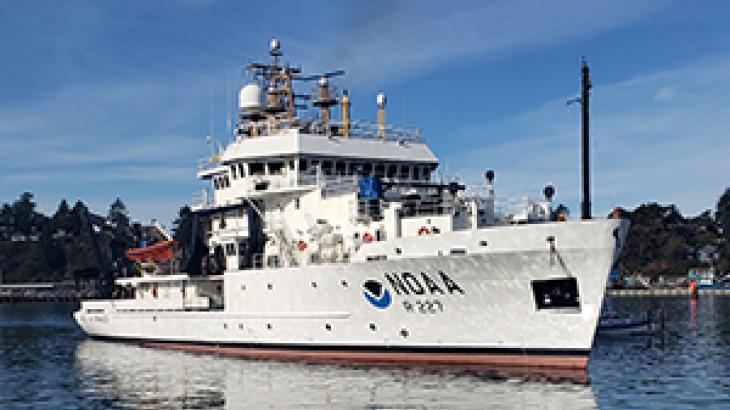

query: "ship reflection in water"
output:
75 340 596 409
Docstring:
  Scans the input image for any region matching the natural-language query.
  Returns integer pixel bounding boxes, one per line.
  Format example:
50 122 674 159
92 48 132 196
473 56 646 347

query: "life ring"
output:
297 240 308 251
137 260 159 276
362 232 374 243
418 226 431 236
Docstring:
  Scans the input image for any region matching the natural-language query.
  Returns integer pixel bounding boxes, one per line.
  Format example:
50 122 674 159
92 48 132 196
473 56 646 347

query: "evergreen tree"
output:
51 199 75 235
717 188 730 241
12 192 44 235
0 204 12 240
108 197 130 229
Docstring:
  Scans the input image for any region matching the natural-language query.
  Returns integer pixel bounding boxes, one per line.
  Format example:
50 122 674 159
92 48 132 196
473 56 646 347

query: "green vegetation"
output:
615 188 730 279
0 193 141 283
1 188 728 283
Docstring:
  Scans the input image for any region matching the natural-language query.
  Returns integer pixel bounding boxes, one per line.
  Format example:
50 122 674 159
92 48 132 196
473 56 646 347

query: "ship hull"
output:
88 335 588 369
75 219 627 371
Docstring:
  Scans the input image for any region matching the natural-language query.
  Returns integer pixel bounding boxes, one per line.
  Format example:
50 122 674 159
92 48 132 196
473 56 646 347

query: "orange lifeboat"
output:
126 240 178 263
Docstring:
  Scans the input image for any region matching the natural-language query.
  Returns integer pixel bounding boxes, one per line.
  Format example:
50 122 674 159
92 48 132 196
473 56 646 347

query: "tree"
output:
51 199 76 235
12 192 45 235
108 197 130 229
0 204 12 240
717 188 730 241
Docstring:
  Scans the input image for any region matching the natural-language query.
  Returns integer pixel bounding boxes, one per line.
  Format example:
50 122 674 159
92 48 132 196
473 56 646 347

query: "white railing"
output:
191 188 212 209
234 119 423 143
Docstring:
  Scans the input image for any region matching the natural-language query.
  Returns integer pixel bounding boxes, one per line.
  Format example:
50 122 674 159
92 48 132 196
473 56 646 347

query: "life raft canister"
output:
362 232 374 243
297 240 308 251
418 226 431 236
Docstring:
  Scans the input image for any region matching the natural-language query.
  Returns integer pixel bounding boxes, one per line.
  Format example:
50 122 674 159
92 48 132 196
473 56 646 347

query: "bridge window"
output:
362 163 372 176
238 163 245 177
335 161 346 175
231 165 237 179
250 163 265 176
321 160 333 175
398 165 410 179
374 163 385 178
421 166 431 181
387 164 397 178
299 159 309 172
269 162 284 175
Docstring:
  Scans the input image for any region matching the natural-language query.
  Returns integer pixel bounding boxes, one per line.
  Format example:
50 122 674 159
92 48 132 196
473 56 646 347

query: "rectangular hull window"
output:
532 277 580 310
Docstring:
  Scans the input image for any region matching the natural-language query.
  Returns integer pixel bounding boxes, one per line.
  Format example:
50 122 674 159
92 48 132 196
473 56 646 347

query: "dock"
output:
0 282 94 303
606 288 730 297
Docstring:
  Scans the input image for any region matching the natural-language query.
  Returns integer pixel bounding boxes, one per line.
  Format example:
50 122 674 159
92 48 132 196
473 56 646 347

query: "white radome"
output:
238 83 262 111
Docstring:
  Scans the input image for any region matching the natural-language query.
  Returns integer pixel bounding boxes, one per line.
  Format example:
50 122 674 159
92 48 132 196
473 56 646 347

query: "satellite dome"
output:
239 83 262 111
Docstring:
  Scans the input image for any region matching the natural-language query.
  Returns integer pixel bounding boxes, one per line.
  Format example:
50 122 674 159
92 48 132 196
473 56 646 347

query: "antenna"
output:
567 57 592 220
208 85 215 141
225 74 232 140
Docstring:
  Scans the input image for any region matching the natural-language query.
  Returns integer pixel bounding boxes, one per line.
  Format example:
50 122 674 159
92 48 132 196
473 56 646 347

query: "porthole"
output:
369 323 377 331
238 323 244 330
325 323 332 331
341 280 349 287
266 323 273 330
223 323 228 329
395 247 402 255
241 284 246 291
399 328 409 338
267 283 273 290
311 282 318 288
479 240 488 247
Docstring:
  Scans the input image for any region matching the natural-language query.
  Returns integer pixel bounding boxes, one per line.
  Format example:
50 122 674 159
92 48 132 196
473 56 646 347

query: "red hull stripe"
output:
144 342 589 370
89 336 589 370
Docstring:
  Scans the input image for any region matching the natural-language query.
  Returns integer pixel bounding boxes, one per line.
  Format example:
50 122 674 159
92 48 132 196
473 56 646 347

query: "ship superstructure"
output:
75 40 629 372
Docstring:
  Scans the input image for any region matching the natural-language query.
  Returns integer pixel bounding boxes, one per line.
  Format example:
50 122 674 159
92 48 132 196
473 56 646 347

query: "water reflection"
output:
75 341 597 409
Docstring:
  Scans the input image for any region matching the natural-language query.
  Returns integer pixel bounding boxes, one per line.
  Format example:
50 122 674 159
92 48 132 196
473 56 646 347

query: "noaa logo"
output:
363 279 392 309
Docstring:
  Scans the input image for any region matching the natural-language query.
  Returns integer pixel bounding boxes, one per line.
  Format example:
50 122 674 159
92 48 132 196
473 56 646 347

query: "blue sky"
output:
1 0 729 226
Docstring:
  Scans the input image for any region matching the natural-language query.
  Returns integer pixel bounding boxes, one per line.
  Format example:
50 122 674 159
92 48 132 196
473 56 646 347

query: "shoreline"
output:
606 288 730 297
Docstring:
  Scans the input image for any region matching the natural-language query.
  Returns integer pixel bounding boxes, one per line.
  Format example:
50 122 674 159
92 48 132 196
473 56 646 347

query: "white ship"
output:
75 40 628 371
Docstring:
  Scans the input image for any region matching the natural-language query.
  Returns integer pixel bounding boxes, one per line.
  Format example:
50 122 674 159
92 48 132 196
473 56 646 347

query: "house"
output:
697 245 719 264
689 267 715 287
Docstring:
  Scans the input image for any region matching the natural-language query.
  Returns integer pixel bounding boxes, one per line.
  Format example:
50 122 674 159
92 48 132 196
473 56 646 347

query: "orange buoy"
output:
297 240 308 251
689 279 698 299
362 232 374 243
418 226 431 236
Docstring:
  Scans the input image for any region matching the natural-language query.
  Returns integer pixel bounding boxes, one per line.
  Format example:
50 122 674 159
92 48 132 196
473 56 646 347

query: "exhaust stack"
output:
341 90 350 138
377 92 386 139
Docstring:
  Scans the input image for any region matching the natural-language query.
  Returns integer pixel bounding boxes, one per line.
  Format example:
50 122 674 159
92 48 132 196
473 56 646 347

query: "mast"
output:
580 57 591 220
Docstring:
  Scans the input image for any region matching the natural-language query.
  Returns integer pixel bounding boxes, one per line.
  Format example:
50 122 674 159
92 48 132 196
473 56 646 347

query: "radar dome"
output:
239 83 262 111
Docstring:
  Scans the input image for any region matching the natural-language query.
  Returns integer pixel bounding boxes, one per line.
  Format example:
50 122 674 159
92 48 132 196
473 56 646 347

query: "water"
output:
1 298 730 409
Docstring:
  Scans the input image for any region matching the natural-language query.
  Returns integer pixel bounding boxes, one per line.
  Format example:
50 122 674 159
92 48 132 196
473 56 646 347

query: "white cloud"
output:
654 86 675 102
309 0 664 85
